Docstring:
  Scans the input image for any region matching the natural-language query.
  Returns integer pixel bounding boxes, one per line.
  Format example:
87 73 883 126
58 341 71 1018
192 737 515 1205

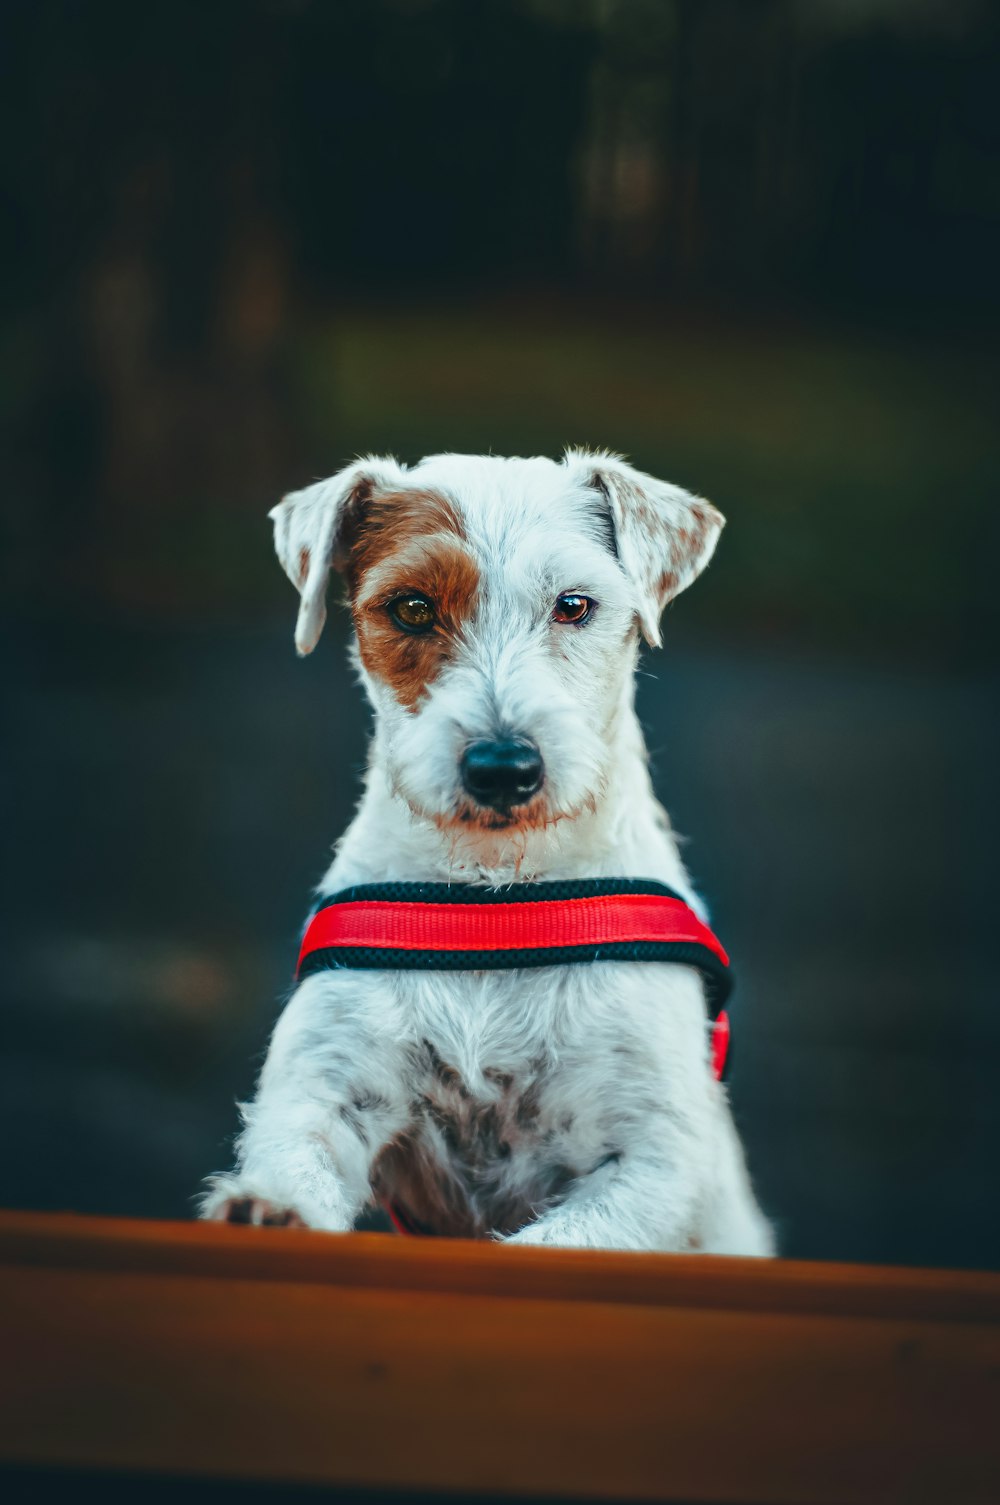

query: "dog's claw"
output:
224 1196 254 1224
260 1206 306 1227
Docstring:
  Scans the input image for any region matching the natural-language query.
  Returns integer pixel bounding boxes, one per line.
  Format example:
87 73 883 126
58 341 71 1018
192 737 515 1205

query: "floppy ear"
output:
564 449 725 646
268 456 405 656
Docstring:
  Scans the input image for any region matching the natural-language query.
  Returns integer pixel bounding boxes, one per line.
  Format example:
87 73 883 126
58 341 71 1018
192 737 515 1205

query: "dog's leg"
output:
199 975 411 1231
505 1115 771 1255
200 1097 370 1231
503 1142 697 1252
505 1075 772 1254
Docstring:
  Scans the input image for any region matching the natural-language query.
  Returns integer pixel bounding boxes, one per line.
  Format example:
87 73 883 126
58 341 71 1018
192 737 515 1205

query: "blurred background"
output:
2 0 998 1268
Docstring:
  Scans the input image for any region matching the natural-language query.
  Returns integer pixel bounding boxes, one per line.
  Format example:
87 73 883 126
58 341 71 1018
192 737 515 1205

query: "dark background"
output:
2 0 998 1268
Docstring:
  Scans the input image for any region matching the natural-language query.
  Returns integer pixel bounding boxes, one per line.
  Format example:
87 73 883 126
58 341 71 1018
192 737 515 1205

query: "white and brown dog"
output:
201 450 772 1254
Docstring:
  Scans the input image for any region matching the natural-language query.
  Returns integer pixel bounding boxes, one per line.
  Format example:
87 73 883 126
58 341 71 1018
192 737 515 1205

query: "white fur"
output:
201 451 773 1255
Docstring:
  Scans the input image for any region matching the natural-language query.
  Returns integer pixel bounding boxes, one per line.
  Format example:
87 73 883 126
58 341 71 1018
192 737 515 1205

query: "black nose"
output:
460 738 544 811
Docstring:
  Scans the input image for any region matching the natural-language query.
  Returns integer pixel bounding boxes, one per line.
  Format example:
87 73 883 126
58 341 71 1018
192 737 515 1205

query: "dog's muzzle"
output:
460 737 544 812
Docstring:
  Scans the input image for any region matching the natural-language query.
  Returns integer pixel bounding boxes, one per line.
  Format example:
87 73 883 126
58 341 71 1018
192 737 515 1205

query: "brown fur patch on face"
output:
346 489 479 712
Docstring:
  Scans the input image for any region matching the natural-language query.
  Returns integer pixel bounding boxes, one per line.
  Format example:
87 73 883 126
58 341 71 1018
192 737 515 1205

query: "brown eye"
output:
387 593 436 633
552 593 595 625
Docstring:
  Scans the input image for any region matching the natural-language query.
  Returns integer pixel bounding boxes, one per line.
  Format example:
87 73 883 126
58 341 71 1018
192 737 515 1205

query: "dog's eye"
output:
387 593 437 633
552 593 595 625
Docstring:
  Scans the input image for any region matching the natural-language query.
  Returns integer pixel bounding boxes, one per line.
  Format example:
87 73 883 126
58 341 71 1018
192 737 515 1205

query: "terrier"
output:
201 450 773 1254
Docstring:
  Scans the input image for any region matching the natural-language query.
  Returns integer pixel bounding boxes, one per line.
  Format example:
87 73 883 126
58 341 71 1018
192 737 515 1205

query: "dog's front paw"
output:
215 1196 306 1228
503 1207 655 1252
503 1217 569 1248
199 1176 307 1228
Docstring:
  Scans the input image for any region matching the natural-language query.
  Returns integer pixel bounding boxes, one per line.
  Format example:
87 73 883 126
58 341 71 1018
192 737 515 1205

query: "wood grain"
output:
0 1211 997 1503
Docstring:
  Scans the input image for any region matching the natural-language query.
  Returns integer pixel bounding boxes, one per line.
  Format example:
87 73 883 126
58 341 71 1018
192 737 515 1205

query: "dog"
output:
201 450 773 1254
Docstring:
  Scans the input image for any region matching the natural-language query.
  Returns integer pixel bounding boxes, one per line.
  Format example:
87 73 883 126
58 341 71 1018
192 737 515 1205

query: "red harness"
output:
297 879 732 1079
296 880 733 1235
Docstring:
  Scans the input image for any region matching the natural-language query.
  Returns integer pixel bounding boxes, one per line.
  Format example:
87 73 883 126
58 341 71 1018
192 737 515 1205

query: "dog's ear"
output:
564 449 725 646
269 456 406 656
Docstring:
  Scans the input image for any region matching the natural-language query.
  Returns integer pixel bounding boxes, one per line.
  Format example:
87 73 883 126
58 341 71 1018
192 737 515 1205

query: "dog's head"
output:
270 451 723 835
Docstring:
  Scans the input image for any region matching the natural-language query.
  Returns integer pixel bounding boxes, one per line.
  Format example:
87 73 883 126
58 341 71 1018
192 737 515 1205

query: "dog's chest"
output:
372 967 632 1236
416 1040 555 1177
379 1051 584 1238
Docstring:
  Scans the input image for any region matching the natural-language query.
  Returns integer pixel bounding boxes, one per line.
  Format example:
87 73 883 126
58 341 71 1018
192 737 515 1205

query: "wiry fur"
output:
201 450 773 1254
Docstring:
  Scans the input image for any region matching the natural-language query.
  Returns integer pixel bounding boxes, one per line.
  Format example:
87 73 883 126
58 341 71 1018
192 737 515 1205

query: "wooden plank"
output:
3 1210 998 1321
0 1212 997 1504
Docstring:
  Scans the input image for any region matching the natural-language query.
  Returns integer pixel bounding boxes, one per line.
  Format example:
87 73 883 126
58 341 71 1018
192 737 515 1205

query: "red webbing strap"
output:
297 892 729 972
710 1010 730 1081
385 1201 429 1237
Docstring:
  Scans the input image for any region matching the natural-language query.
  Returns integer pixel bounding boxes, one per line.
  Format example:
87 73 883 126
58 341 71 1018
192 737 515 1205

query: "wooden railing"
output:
1 1211 997 1503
